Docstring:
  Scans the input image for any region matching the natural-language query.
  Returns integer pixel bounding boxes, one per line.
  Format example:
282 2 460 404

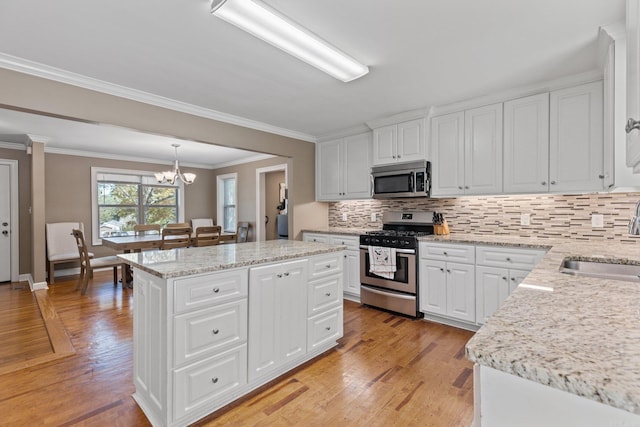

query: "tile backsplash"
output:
329 193 640 243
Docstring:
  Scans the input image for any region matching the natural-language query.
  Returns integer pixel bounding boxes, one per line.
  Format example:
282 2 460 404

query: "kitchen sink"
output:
560 259 640 283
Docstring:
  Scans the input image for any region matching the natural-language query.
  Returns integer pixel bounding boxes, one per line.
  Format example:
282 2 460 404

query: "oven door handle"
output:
361 285 416 300
360 245 416 254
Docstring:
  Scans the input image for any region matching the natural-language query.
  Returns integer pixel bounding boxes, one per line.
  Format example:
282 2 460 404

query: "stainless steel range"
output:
359 211 434 317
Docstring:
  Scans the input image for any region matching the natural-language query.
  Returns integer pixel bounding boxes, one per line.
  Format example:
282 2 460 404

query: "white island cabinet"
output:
120 240 344 427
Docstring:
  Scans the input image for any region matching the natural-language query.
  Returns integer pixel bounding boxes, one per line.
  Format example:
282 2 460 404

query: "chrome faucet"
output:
630 201 640 235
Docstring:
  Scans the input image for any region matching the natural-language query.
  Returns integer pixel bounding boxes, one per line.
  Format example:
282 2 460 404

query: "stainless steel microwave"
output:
371 160 431 199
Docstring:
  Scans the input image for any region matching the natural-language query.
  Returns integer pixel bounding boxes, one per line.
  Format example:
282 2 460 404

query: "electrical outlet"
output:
592 214 604 228
371 213 377 222
342 212 348 221
520 213 530 226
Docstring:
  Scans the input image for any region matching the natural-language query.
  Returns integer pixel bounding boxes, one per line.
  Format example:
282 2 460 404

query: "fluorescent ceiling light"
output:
210 0 369 82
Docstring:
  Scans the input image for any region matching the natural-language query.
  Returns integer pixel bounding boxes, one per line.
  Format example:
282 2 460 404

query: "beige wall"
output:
213 157 289 241
0 68 328 280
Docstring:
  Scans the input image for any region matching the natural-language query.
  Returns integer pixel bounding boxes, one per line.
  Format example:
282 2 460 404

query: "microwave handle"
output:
410 172 415 192
370 174 374 198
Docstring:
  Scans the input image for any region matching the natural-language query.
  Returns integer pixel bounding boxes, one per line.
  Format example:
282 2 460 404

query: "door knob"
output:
626 118 640 134
1 230 7 236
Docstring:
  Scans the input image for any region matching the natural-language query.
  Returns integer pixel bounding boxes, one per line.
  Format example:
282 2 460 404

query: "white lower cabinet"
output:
419 242 476 323
303 232 361 298
132 252 344 427
420 242 548 329
248 259 308 382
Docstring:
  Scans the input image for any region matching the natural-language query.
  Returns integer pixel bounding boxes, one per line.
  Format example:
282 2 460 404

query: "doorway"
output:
0 159 19 283
255 164 287 241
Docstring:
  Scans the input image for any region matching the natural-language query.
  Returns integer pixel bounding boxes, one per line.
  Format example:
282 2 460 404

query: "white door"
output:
397 118 425 162
372 125 397 165
343 133 372 199
431 112 465 196
465 103 503 195
445 262 476 322
316 139 342 200
503 93 550 193
549 81 604 192
0 164 10 282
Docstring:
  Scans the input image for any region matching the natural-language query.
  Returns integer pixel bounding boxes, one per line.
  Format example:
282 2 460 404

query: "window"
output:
217 173 237 233
91 167 185 245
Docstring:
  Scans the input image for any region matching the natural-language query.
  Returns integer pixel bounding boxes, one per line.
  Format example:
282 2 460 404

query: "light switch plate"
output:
592 214 604 228
342 213 348 221
371 213 377 222
520 213 530 226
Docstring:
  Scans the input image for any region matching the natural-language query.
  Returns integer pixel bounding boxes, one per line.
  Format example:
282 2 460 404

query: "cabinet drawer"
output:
329 235 359 251
304 233 329 244
173 344 247 421
420 242 475 263
476 246 546 270
308 275 342 316
174 269 248 314
307 306 343 352
174 300 247 366
308 253 343 280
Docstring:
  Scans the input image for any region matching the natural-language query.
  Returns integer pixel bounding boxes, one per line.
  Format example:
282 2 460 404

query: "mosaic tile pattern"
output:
329 193 640 243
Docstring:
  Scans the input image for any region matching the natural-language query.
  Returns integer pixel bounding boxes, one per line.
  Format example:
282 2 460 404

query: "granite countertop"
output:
117 240 345 279
462 237 640 415
302 227 377 236
418 232 561 249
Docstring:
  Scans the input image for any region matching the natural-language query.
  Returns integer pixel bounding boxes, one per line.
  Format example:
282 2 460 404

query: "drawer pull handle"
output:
284 272 290 276
510 277 516 281
325 265 331 269
211 377 219 384
325 292 331 296
277 273 283 278
443 251 448 256
439 268 444 272
212 288 220 293
506 257 511 261
325 326 331 331
212 329 220 335
446 269 451 273
502 277 507 281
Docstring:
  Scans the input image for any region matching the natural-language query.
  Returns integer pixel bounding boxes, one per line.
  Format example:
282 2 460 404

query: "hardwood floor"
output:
0 272 475 426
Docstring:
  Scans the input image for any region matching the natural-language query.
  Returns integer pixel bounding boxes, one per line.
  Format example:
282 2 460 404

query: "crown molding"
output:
0 141 26 150
365 107 431 130
430 69 604 117
316 124 371 143
0 53 317 143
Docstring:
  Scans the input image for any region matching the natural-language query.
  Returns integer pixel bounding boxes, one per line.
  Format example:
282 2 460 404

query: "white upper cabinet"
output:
431 111 465 196
627 0 640 172
316 132 371 201
372 118 425 165
549 81 604 192
464 103 503 195
503 93 550 193
431 103 502 196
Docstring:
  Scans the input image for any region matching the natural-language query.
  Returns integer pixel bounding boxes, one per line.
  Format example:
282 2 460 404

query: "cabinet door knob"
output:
550 181 557 185
284 272 290 276
211 377 219 384
458 186 463 190
465 186 469 189
502 277 507 281
325 292 331 296
344 254 347 258
510 277 516 281
397 155 401 159
446 269 451 273
443 251 448 256
277 273 283 278
541 181 547 186
598 174 605 179
325 326 331 331
212 288 220 293
325 265 331 269
392 155 396 159
212 329 219 335
506 257 511 261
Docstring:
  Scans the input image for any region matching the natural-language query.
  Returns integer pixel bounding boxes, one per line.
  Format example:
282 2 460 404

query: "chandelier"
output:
155 144 196 185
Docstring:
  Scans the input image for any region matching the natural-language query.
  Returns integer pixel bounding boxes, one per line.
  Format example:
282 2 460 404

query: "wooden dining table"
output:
101 233 237 284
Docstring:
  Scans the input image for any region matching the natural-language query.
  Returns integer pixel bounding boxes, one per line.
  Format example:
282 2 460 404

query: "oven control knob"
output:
391 239 398 245
372 238 380 244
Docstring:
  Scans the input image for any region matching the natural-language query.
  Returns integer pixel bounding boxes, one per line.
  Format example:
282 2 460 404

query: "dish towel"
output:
368 246 397 279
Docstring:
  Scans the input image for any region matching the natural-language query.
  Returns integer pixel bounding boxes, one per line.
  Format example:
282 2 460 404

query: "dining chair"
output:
191 218 214 232
46 222 93 283
72 229 123 295
134 224 161 235
194 225 222 247
165 222 191 228
236 222 250 243
161 226 192 250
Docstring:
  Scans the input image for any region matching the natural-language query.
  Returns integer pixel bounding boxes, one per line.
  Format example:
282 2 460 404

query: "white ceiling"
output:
0 0 626 166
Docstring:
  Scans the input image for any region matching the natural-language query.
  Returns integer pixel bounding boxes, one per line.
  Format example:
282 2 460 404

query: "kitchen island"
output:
118 240 345 427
